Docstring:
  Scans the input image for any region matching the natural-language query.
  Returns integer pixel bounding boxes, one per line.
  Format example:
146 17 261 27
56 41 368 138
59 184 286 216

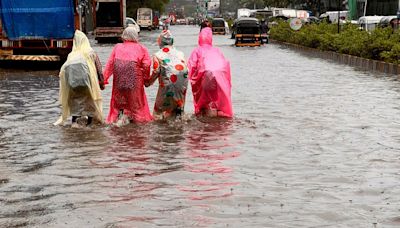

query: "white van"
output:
358 16 384 31
137 8 153 30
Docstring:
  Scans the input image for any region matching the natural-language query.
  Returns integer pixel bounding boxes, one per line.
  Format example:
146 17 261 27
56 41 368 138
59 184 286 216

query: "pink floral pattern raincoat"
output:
103 41 153 123
147 45 188 119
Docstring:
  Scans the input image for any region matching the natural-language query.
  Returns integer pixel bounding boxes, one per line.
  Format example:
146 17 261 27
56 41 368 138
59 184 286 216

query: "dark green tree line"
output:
126 0 170 18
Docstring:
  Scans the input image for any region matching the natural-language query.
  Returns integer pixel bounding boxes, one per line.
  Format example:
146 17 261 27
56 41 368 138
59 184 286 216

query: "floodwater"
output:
1 26 400 228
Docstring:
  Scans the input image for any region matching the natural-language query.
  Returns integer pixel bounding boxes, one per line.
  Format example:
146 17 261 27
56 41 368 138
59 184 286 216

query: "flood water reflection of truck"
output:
0 0 80 62
93 0 126 42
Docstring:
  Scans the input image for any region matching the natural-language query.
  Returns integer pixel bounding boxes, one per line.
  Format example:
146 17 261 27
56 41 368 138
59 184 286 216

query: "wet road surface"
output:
1 26 400 227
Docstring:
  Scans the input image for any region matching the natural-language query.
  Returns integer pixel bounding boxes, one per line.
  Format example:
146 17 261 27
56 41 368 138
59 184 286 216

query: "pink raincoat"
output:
188 27 233 117
103 41 153 123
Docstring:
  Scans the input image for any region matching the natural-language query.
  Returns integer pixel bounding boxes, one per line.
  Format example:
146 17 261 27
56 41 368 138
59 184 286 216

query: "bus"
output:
137 8 153 30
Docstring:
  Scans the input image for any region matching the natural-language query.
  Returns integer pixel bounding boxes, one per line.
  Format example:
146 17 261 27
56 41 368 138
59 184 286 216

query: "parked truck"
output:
0 0 81 62
93 0 126 41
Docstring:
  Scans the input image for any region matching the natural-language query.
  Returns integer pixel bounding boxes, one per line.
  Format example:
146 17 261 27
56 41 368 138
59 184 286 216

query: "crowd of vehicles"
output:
266 8 399 33
247 7 399 34
0 1 274 63
4 1 398 63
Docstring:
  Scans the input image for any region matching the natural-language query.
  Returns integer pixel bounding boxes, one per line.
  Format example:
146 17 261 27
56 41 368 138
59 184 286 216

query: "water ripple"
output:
1 26 400 227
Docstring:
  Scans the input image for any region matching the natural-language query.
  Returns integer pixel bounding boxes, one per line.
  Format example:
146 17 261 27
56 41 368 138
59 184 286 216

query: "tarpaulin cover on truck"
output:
0 0 74 40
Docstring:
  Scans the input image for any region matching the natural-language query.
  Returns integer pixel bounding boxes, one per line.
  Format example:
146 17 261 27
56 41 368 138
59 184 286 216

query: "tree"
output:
126 0 170 18
263 0 295 8
239 0 265 9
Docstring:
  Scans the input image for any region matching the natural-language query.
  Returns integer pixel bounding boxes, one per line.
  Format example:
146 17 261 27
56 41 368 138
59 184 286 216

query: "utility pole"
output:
363 0 367 17
397 0 400 20
337 0 340 33
220 0 222 16
317 0 321 17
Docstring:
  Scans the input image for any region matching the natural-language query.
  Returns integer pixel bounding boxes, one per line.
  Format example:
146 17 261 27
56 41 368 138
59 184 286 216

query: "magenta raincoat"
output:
103 40 153 124
188 27 233 117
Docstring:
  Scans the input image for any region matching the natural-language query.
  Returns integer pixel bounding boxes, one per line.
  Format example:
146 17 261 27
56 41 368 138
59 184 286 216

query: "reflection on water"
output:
181 119 239 202
1 26 400 227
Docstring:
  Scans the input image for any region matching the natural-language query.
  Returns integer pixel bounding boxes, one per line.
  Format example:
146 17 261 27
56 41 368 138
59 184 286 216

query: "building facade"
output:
320 0 399 19
350 0 399 19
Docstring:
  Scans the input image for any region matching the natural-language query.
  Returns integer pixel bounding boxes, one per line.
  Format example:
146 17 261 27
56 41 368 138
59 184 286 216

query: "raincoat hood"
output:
54 30 103 125
122 26 139 42
198 27 213 46
157 30 174 48
102 40 153 124
72 30 93 53
188 28 232 118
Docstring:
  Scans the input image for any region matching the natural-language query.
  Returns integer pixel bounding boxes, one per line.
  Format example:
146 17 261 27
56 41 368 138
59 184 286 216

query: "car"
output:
176 18 187 25
126 17 140 33
187 17 195 25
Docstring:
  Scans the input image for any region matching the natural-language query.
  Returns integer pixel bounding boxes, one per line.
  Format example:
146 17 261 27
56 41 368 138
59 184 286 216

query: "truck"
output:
137 8 153 31
0 0 81 62
271 8 310 19
319 11 349 23
237 8 251 18
93 0 126 41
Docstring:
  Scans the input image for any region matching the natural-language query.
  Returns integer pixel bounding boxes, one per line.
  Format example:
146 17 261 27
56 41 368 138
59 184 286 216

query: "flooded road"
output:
1 26 400 227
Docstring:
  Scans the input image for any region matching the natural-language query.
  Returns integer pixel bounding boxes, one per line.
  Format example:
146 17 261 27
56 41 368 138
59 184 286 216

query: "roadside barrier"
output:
271 40 400 75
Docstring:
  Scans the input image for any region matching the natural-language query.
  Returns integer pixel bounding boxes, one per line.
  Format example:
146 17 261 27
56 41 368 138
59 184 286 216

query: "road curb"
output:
270 40 400 75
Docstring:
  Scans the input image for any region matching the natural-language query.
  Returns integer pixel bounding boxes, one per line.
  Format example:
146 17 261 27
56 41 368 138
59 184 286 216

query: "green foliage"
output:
126 0 170 18
270 21 400 64
380 30 400 64
239 0 265 9
226 18 234 28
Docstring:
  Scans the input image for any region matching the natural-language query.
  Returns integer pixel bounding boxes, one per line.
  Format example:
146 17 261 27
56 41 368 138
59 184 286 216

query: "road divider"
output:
271 39 400 75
